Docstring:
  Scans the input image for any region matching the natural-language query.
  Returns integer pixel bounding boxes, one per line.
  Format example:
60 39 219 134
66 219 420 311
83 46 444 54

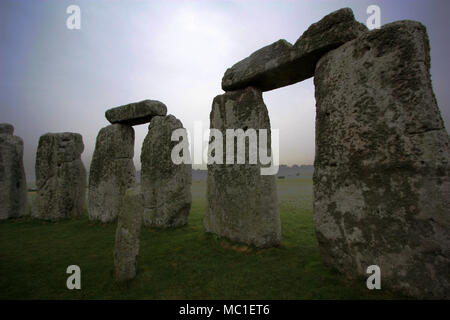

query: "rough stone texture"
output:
222 40 293 92
114 186 143 282
204 87 281 247
105 100 167 126
0 123 14 135
314 21 450 299
141 115 192 228
88 124 136 223
0 124 27 220
32 133 86 220
222 8 367 92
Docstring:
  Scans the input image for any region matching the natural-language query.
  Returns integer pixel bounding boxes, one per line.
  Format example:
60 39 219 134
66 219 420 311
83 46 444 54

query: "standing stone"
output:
314 21 450 299
88 124 136 223
0 123 14 135
204 87 280 248
114 186 143 282
32 133 86 220
221 8 367 92
0 124 27 219
141 115 191 228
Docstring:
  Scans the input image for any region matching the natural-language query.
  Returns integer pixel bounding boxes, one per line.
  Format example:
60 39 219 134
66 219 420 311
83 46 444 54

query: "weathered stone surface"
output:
141 115 192 228
32 133 86 220
0 124 27 220
88 124 136 223
314 20 450 299
222 8 367 92
0 123 14 135
222 40 293 92
105 100 167 126
114 186 143 282
204 87 280 247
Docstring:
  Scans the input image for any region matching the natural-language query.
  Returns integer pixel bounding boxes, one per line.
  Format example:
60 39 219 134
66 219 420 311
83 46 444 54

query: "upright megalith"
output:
211 5 449 298
141 115 192 228
32 133 86 220
0 123 14 135
88 124 135 223
313 21 450 299
204 87 280 248
0 123 27 220
222 8 367 92
207 8 366 248
114 186 143 282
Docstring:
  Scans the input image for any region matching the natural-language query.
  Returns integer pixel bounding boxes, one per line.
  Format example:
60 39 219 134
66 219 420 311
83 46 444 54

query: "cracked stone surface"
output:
32 132 86 220
204 87 281 248
0 123 27 220
141 115 192 228
222 8 367 92
313 20 450 299
88 124 136 223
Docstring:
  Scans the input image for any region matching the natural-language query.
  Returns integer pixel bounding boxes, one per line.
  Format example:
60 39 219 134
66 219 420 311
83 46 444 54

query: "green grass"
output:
0 178 409 299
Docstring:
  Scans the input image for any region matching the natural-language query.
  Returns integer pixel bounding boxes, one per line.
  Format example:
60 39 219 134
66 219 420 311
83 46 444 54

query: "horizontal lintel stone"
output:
105 100 167 126
221 8 368 92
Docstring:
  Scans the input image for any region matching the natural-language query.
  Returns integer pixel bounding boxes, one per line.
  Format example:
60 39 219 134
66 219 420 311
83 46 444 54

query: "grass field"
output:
0 178 409 299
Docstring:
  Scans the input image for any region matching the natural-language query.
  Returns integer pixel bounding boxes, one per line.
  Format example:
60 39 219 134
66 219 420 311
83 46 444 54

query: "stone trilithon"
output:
207 8 450 299
88 99 167 223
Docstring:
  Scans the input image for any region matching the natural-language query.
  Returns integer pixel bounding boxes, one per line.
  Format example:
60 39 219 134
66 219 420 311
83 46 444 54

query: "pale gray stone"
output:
32 133 86 220
314 20 450 299
204 87 281 248
222 8 367 92
105 100 167 126
141 115 192 228
88 124 136 223
0 125 27 220
114 186 143 282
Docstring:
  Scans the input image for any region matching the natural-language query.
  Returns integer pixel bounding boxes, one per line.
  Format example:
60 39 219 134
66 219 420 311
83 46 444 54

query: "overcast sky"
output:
1 0 449 182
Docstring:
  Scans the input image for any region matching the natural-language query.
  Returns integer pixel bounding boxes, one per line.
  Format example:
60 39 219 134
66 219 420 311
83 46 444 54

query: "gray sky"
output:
1 0 449 182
